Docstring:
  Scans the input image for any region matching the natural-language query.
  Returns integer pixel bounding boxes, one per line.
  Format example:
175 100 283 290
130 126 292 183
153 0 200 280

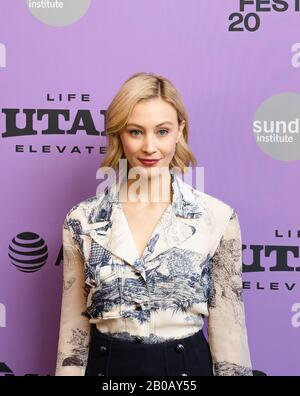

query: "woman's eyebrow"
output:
126 121 174 128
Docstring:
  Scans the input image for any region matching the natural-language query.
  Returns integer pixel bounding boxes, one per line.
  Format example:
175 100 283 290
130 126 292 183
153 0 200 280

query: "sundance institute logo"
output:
253 93 300 161
26 0 92 27
8 232 48 273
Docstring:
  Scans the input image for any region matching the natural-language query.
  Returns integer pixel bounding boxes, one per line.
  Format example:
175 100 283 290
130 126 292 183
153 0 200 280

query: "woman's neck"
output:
119 170 172 205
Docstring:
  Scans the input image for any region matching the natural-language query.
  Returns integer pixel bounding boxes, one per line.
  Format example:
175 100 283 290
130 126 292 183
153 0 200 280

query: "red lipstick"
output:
138 158 160 167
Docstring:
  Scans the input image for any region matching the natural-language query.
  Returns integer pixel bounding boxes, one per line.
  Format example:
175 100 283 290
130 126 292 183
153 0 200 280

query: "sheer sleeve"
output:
55 217 91 376
207 209 253 376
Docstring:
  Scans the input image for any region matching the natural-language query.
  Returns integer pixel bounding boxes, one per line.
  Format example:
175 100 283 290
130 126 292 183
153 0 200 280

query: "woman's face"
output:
120 97 185 177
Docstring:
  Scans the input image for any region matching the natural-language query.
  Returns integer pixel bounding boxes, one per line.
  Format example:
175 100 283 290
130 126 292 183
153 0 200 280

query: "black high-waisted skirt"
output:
85 324 214 376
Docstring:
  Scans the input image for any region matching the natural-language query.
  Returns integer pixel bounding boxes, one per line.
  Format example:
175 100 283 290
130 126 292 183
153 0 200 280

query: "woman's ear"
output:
176 119 185 143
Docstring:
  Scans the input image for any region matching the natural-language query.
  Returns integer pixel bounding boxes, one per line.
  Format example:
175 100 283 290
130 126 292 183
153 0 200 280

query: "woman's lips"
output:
138 158 160 166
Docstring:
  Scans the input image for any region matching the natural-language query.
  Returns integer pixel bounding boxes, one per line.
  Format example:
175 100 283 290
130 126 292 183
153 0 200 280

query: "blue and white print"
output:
55 172 253 376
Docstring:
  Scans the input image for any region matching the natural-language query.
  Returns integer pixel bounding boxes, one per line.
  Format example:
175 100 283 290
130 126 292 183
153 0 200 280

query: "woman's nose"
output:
142 137 157 152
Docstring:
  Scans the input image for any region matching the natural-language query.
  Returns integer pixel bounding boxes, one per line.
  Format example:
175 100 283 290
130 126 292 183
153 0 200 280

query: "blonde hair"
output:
100 72 197 174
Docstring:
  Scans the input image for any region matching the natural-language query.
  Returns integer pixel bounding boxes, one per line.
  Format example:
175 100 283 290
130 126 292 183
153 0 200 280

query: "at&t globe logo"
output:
8 232 48 273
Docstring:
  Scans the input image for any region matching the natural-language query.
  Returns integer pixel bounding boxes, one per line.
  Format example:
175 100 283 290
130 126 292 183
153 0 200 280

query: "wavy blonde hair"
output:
100 72 197 174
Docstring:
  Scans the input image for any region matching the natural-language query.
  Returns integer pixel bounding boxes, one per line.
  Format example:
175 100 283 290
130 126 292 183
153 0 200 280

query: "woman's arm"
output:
207 209 253 376
55 216 91 376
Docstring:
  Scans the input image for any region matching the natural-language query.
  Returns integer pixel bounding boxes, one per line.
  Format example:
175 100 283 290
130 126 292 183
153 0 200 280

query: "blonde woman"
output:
55 72 253 376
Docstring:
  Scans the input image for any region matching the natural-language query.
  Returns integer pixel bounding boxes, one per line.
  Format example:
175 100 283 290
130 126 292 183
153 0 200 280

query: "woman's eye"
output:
129 129 141 136
128 129 169 136
158 129 169 136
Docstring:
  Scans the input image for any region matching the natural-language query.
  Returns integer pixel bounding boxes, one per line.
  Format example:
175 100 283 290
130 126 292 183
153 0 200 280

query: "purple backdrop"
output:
0 0 299 376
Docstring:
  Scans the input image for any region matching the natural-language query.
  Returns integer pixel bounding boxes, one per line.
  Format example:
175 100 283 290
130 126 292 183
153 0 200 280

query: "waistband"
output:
90 324 206 351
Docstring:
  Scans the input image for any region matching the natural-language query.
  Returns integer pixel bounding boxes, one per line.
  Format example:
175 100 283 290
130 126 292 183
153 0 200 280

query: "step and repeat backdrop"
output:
0 1 299 376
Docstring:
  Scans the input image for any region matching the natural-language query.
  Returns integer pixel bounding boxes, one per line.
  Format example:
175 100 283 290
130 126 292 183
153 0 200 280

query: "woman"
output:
55 72 253 376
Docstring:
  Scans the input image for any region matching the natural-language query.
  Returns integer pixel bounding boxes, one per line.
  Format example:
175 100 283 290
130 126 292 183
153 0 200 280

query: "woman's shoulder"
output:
191 188 239 257
175 174 234 220
189 184 235 221
63 191 107 224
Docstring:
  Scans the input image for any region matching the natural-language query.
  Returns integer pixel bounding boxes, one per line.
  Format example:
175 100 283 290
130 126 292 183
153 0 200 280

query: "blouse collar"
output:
95 170 203 222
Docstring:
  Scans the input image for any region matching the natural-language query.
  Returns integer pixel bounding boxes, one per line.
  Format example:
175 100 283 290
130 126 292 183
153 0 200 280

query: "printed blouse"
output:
55 171 253 376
